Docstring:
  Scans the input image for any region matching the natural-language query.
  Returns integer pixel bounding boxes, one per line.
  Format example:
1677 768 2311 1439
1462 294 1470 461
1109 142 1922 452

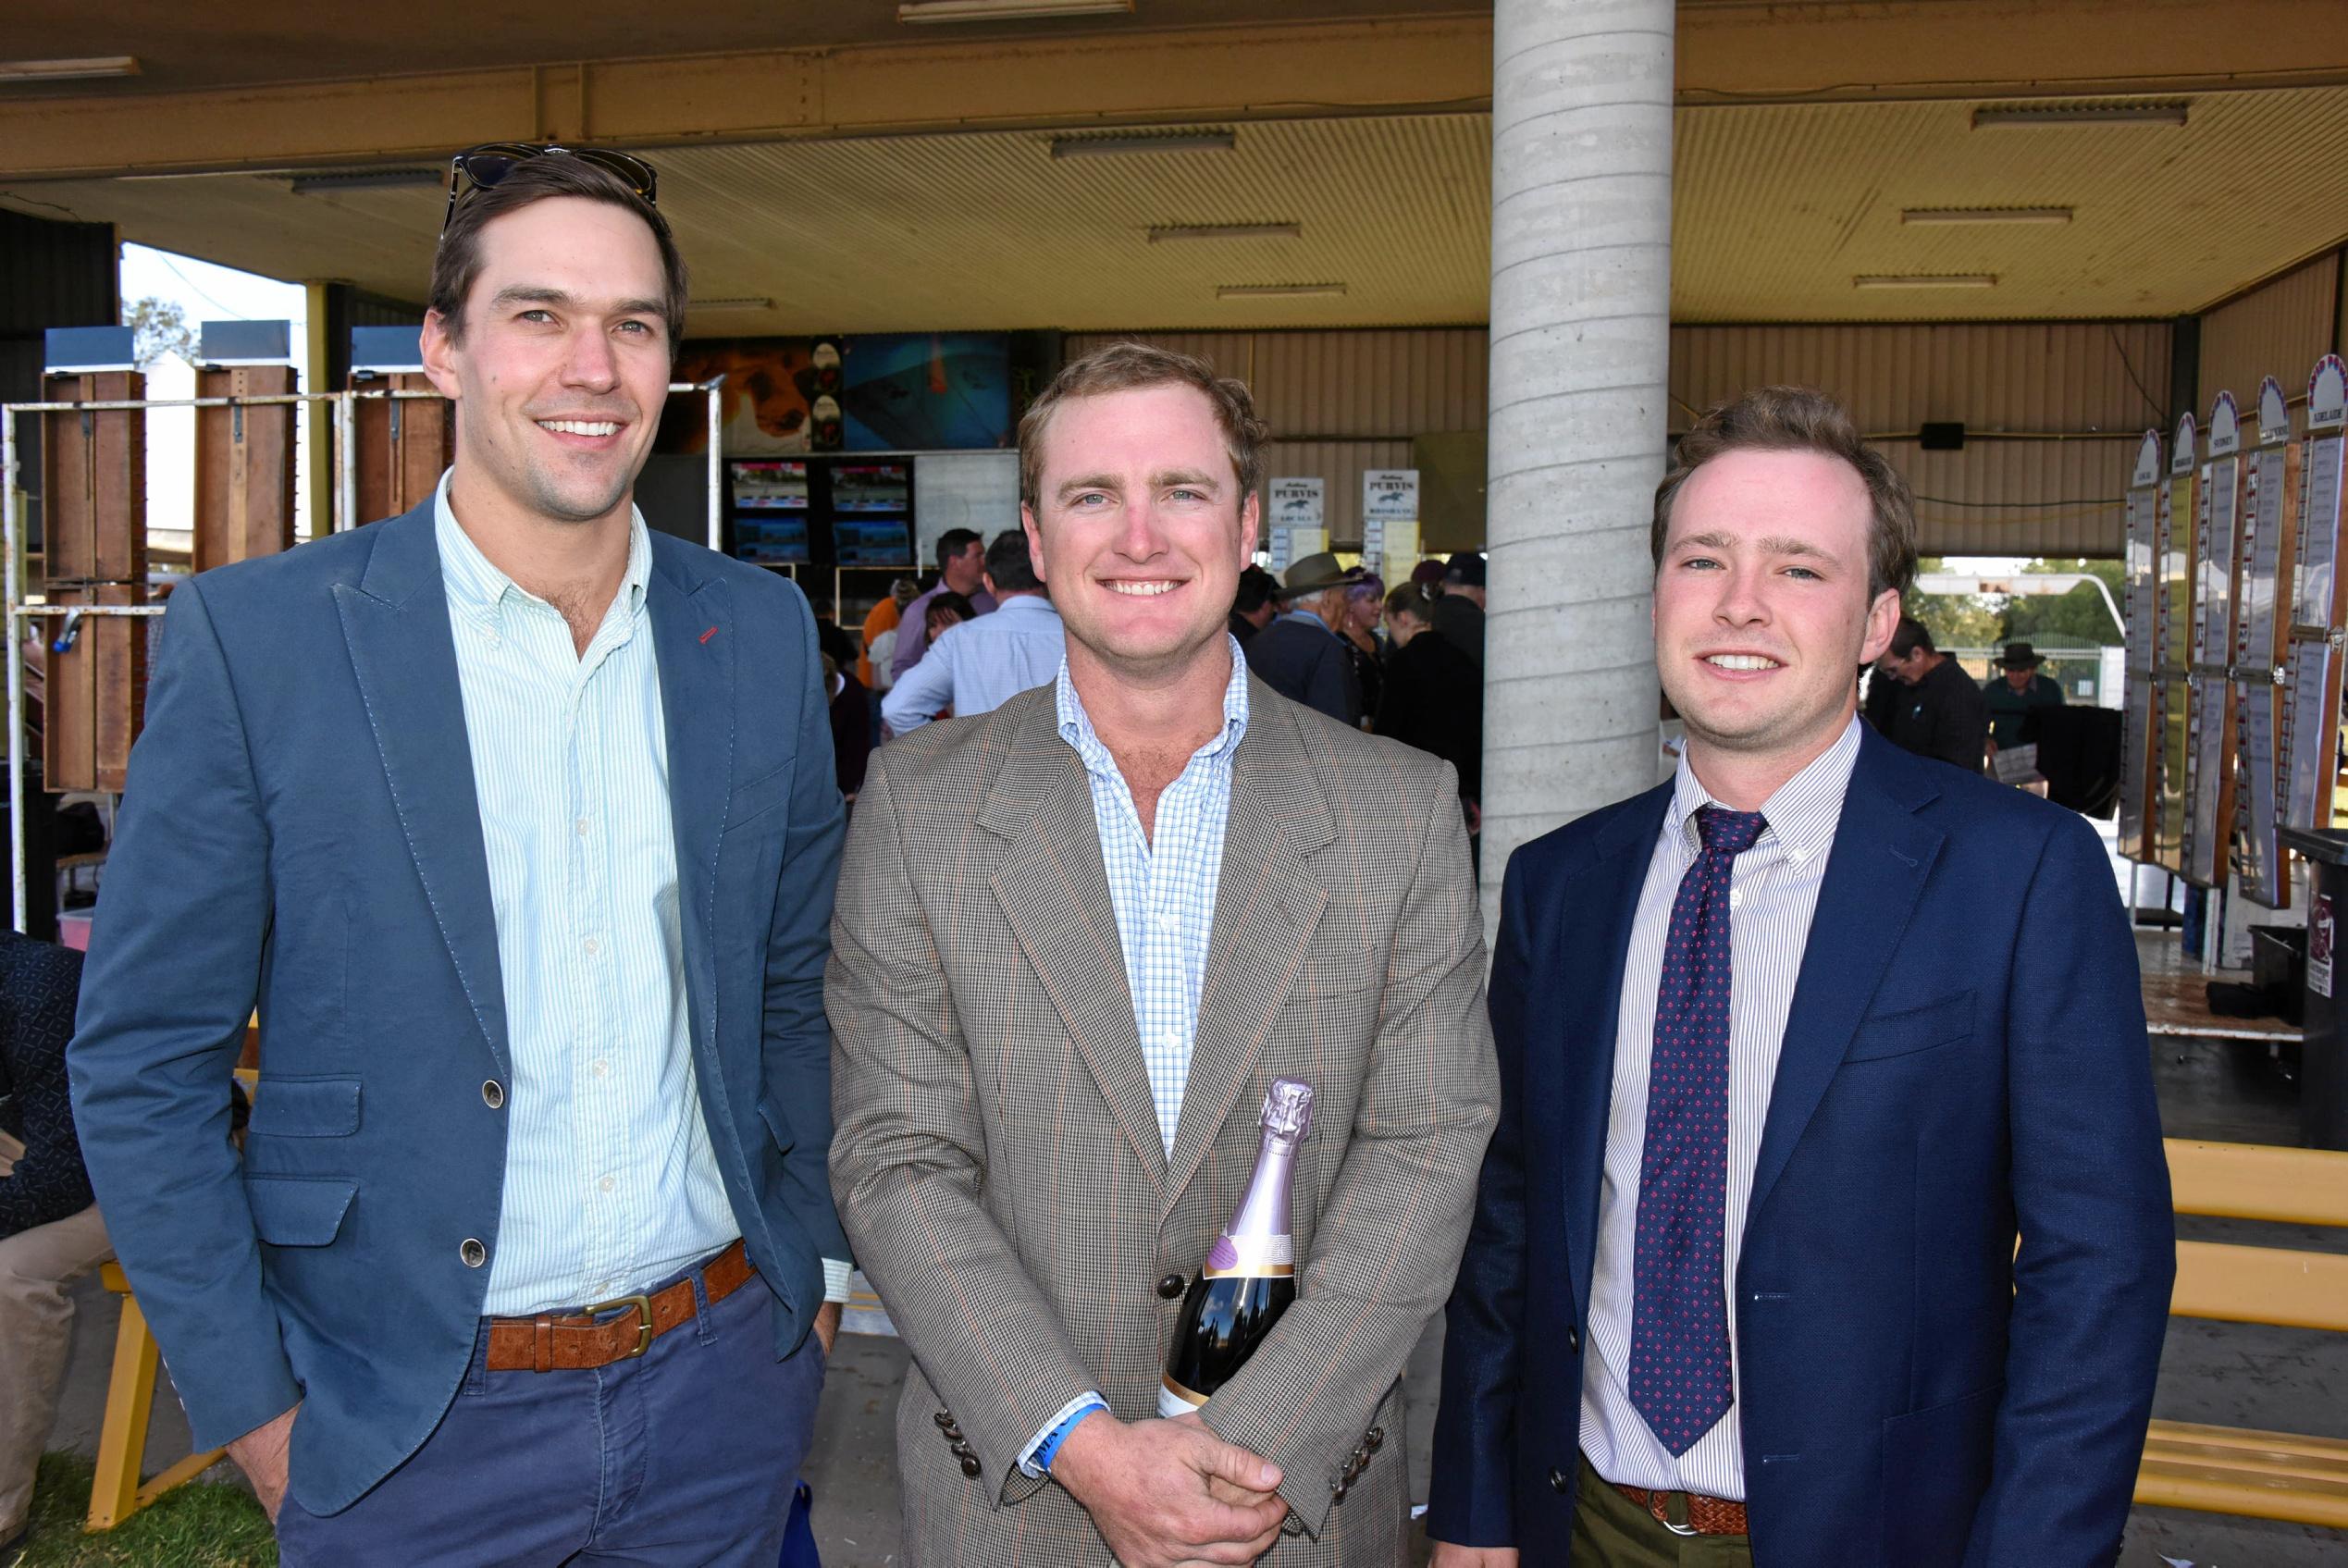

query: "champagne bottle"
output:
1159 1078 1315 1418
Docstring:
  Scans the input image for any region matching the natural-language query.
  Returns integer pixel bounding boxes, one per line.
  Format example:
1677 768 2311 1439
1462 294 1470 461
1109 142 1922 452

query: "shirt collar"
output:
995 593 1059 618
1056 635 1251 781
1282 607 1330 632
434 468 652 624
1666 714 1861 860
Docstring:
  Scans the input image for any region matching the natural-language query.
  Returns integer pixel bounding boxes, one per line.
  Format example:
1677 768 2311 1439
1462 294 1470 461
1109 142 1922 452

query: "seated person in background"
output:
0 931 104 1561
1981 641 2064 754
883 592 975 732
1227 564 1279 647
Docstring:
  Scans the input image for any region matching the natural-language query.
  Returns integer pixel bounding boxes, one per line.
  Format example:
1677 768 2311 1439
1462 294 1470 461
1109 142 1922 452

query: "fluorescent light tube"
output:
1853 275 1998 290
1217 283 1346 300
1900 206 2072 226
1972 101 2186 129
1052 130 1236 158
900 0 1132 22
0 56 140 82
1150 223 1301 242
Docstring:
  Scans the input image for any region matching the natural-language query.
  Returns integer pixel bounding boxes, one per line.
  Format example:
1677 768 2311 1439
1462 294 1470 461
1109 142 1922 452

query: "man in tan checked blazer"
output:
828 342 1499 1567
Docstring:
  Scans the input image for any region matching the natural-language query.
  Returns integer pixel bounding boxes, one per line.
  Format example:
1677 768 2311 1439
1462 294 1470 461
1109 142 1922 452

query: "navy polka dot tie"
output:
1628 803 1766 1456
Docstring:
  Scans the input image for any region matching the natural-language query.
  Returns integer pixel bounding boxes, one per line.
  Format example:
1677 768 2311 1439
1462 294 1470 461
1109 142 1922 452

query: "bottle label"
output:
1158 1375 1208 1418
1202 1231 1294 1278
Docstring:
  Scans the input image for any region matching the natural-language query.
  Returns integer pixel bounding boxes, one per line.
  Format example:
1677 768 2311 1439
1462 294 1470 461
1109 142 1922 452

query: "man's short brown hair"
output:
429 152 689 353
1018 342 1268 510
1651 385 1919 602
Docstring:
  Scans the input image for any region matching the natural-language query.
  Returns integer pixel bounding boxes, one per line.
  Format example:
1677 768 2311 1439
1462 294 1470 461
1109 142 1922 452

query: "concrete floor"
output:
42 936 2347 1566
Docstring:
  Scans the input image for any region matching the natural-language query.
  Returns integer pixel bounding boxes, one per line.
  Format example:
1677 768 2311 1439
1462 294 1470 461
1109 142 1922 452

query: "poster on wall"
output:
1267 478 1326 533
842 333 1012 452
668 340 818 455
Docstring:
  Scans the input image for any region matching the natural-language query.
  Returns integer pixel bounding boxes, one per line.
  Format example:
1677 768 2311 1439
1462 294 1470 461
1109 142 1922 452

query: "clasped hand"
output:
1052 1409 1289 1568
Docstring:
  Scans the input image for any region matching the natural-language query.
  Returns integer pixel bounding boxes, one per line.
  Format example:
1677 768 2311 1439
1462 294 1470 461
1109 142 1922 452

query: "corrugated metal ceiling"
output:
12 84 2348 331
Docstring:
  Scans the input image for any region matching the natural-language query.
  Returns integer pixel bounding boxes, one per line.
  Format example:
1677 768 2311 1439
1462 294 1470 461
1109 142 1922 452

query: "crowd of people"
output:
1863 618 2068 774
1 143 2181 1568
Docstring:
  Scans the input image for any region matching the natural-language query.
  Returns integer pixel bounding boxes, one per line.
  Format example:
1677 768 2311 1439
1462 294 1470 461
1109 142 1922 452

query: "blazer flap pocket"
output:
248 1077 361 1137
726 759 797 833
247 1176 357 1246
757 1095 797 1157
1847 988 1976 1062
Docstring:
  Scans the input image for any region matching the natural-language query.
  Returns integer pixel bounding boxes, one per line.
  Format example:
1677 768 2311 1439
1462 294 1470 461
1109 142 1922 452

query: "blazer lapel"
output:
332 505 512 1078
649 559 733 1070
982 698 1169 1194
1164 691 1332 1211
1556 786 1670 1326
1745 732 1945 1229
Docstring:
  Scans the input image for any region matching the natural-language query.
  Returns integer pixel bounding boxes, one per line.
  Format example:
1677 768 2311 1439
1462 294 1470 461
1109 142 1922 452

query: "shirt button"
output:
592 1058 611 1079
1729 889 1745 909
460 1238 488 1268
583 937 600 957
575 817 591 837
599 1176 616 1193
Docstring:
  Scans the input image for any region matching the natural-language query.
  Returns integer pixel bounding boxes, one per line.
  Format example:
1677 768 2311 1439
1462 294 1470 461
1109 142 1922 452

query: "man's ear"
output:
1860 588 1901 665
419 309 463 402
1021 506 1048 586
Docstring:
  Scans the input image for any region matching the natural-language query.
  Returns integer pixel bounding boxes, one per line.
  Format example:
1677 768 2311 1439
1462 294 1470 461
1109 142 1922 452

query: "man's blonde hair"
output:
1018 342 1268 510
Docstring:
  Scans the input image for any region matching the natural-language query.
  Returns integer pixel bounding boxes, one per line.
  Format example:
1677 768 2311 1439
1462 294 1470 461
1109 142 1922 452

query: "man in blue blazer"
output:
69 148 848 1565
1428 388 2172 1568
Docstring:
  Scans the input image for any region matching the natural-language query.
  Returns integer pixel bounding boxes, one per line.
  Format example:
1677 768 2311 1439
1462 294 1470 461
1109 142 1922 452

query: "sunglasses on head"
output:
442 142 659 233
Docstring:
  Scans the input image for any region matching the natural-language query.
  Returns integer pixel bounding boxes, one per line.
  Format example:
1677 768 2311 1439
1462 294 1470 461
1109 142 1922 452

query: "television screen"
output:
833 519 912 567
832 463 910 513
735 517 810 565
731 460 809 511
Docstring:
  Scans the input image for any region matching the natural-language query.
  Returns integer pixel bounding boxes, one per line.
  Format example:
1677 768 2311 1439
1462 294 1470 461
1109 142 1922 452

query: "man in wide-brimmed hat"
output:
1983 641 2066 753
1243 550 1365 724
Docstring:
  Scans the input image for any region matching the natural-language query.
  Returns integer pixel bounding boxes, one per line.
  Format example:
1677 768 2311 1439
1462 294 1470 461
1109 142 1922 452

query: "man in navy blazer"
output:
1428 388 2172 1567
69 149 848 1564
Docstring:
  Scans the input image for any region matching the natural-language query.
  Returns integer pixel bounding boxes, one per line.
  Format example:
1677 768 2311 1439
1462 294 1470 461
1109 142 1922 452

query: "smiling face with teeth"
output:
1022 382 1258 691
423 195 672 535
1654 448 1902 797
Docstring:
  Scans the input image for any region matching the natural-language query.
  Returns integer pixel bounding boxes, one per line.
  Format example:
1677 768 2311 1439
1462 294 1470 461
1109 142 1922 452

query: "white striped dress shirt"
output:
436 480 741 1316
1582 715 1861 1500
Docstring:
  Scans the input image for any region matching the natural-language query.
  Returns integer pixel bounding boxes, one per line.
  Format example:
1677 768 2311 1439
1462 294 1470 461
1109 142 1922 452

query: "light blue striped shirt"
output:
1054 639 1251 1157
1584 715 1860 1500
1020 640 1251 1476
436 479 743 1316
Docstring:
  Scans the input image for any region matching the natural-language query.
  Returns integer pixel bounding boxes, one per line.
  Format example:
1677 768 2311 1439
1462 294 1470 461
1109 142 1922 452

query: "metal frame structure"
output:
4 378 725 930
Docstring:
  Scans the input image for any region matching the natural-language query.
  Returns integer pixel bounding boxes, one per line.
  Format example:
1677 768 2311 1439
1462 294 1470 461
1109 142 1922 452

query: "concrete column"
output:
1482 0 1675 932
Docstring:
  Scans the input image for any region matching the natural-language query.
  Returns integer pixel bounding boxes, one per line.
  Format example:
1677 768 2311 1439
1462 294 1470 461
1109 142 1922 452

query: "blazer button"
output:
460 1238 488 1268
1365 1426 1384 1452
1549 1466 1569 1493
934 1410 956 1429
959 1455 982 1477
1156 1273 1187 1300
1565 1325 1581 1353
482 1080 505 1109
1331 1481 1349 1502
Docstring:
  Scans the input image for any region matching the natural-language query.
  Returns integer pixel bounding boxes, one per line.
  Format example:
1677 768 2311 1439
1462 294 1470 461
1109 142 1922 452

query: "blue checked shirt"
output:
437 478 849 1315
1020 637 1252 1474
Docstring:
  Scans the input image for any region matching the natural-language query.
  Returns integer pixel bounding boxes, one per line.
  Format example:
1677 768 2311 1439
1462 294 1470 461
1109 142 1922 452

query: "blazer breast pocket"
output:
1845 988 1975 1063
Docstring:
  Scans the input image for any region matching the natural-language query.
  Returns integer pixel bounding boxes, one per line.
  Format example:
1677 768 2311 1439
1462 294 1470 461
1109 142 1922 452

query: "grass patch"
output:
14 1452 275 1567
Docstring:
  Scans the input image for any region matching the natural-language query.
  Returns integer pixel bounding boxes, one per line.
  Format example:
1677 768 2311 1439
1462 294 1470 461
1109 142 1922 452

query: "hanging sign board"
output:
1267 477 1325 532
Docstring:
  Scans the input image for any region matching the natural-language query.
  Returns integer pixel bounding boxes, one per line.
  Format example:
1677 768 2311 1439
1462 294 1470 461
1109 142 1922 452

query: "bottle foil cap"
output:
1261 1078 1314 1142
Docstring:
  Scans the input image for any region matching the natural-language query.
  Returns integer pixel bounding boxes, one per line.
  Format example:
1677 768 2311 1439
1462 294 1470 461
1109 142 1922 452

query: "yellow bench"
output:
2135 1138 2348 1529
83 1063 255 1532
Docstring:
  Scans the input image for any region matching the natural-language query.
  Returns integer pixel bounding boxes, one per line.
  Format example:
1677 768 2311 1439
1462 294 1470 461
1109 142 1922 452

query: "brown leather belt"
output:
484 1240 753 1373
1610 1476 1749 1537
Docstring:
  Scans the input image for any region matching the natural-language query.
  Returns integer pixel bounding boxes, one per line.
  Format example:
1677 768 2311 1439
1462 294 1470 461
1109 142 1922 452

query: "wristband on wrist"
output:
1035 1400 1106 1473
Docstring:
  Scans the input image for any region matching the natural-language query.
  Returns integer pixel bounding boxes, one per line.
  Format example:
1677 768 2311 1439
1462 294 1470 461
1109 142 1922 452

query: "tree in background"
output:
1901 557 2005 650
2004 557 2127 647
122 296 195 371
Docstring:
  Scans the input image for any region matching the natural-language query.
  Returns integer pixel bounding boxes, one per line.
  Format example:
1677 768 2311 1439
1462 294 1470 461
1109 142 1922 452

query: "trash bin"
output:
2278 827 2348 1150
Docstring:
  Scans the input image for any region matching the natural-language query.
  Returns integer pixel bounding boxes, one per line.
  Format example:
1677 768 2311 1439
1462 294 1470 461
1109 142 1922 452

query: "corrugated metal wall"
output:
1065 328 1482 546
2198 253 2342 417
1066 320 2204 559
1672 321 2171 558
